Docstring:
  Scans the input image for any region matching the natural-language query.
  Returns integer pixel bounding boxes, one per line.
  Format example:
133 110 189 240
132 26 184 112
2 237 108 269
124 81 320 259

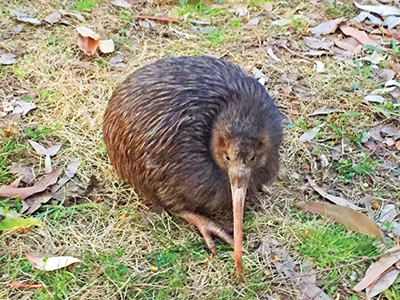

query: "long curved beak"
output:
229 166 250 282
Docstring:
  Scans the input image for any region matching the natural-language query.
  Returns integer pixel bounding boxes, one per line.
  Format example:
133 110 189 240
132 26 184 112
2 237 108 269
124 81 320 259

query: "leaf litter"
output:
25 253 81 271
353 245 400 296
296 202 382 239
0 168 61 200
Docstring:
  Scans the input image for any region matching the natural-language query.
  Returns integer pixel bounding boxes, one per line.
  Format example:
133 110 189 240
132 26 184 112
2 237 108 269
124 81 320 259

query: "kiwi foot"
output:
176 211 234 254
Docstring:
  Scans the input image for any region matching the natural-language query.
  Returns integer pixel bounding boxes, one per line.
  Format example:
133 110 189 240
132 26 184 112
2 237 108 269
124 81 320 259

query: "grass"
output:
1 0 400 298
177 0 228 19
69 0 101 11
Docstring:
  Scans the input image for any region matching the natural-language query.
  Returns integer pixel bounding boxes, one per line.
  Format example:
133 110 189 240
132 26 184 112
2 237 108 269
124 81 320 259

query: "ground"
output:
0 0 400 299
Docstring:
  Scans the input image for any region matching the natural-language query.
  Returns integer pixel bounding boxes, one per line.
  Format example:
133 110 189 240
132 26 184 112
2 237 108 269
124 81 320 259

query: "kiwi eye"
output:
225 155 230 161
250 156 255 161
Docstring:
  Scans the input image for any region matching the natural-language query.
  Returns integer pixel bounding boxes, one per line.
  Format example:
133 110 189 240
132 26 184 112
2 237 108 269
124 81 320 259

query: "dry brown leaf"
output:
21 191 53 214
354 245 400 291
340 26 378 46
396 140 400 150
10 165 34 184
137 15 176 23
367 269 399 297
0 168 61 199
77 26 100 55
111 0 131 8
9 281 43 290
309 17 345 35
306 176 360 210
8 177 22 188
45 11 61 24
25 253 81 271
335 40 358 53
262 2 273 11
296 202 382 239
304 37 332 50
99 39 115 53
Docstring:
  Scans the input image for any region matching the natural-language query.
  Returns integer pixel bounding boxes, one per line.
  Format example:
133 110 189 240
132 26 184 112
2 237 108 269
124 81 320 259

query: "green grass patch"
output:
177 0 228 20
119 10 133 25
298 222 379 294
207 29 226 45
248 0 273 8
70 0 101 11
325 0 357 17
0 138 27 184
334 153 376 184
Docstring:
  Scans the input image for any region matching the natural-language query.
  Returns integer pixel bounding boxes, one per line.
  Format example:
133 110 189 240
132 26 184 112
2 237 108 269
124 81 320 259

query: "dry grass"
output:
1 0 400 299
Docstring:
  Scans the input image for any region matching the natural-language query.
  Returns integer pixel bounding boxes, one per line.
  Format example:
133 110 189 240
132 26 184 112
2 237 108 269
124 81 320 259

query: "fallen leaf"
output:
271 19 292 26
386 79 400 89
10 165 34 184
381 125 400 140
109 54 125 66
111 0 131 8
340 26 378 46
59 10 85 22
315 61 324 73
383 16 400 29
378 205 398 230
304 37 332 50
139 19 153 28
1 25 23 40
258 239 331 300
25 253 81 271
296 202 382 239
10 10 41 25
351 11 383 25
354 245 400 291
234 5 249 17
0 168 62 200
0 53 18 65
251 67 269 84
300 127 320 142
247 18 260 26
45 11 61 24
372 68 395 82
306 50 330 56
28 141 60 172
310 106 343 116
137 15 176 23
21 191 53 214
46 145 61 156
362 51 384 64
77 26 100 55
28 140 48 155
66 158 80 178
0 216 41 231
335 38 361 54
45 154 51 173
309 17 345 35
306 176 360 210
354 2 400 17
9 281 43 290
262 2 273 11
368 269 400 297
266 47 281 62
365 95 385 103
12 100 36 116
99 39 115 53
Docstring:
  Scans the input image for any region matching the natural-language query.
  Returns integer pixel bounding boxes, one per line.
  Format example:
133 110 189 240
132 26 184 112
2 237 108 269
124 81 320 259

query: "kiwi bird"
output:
103 55 283 280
